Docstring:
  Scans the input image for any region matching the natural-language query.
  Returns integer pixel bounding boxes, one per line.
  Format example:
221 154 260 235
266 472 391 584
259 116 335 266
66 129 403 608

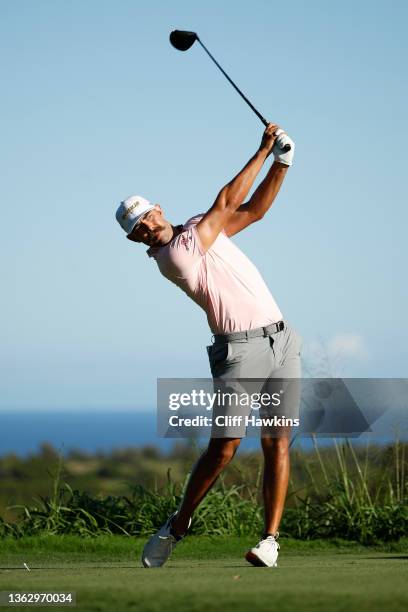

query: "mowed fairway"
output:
0 536 407 611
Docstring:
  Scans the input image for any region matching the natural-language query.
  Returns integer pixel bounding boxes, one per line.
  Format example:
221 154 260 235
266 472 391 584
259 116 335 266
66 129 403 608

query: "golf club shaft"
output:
197 38 290 152
197 38 268 127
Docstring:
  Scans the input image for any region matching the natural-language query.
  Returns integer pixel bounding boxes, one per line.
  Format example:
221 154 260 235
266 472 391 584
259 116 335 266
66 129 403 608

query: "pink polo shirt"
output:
147 214 283 334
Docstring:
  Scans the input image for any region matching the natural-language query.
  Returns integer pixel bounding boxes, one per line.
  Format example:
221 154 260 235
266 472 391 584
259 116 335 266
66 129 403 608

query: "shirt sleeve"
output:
190 225 206 256
164 226 205 281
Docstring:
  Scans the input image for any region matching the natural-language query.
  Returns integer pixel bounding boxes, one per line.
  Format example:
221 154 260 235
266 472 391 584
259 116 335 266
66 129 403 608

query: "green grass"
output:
0 536 407 611
2 437 407 543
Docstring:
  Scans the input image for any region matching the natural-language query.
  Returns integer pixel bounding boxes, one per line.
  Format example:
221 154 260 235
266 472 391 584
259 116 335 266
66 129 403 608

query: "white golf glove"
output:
272 129 295 166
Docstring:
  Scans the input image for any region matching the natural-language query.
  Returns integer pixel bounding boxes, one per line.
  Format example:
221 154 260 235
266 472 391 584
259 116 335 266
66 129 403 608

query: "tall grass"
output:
1 439 406 544
283 436 407 543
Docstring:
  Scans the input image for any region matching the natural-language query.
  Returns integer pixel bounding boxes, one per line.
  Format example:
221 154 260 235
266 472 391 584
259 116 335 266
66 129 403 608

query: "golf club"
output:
169 30 291 152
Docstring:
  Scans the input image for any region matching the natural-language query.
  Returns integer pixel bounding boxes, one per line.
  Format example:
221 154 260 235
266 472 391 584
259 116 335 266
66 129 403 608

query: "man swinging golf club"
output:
116 122 301 568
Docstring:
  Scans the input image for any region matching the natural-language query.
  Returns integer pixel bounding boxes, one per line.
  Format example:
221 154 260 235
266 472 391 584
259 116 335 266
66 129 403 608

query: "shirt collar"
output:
146 224 184 258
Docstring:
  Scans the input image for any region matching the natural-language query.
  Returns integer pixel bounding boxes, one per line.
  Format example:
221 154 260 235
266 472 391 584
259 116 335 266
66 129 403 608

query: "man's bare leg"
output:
171 437 241 536
261 433 290 535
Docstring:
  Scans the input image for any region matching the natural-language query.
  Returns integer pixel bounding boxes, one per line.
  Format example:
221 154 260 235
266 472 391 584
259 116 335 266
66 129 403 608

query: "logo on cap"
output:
122 201 139 220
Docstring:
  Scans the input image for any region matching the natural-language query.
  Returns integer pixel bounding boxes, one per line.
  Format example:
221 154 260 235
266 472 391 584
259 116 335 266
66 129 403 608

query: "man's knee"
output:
261 433 290 455
206 437 241 469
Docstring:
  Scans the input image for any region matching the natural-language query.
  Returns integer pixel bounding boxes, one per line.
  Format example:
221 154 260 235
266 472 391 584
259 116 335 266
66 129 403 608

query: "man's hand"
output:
272 129 295 166
259 123 280 157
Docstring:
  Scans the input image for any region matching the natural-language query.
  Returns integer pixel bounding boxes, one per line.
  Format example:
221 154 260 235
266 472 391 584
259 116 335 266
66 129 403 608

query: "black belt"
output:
213 320 285 344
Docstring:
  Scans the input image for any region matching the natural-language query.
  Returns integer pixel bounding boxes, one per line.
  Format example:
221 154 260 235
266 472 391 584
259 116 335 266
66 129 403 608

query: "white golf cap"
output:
116 195 155 235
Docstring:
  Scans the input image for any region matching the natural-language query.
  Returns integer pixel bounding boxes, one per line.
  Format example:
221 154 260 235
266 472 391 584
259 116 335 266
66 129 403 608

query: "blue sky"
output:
1 0 407 410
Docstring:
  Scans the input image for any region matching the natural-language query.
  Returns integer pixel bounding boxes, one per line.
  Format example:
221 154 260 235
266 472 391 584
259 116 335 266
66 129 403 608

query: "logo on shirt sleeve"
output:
180 233 193 252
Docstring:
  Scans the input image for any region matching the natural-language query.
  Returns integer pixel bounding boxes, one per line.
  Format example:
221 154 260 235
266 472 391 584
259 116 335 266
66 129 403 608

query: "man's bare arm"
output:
224 161 289 237
196 123 278 252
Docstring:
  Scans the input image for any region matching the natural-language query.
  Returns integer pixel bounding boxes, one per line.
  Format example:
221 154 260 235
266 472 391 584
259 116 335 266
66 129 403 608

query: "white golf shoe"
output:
142 512 191 568
245 534 280 567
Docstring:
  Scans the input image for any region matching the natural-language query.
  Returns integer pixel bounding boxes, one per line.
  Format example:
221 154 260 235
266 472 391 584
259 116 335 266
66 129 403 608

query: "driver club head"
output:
170 30 198 51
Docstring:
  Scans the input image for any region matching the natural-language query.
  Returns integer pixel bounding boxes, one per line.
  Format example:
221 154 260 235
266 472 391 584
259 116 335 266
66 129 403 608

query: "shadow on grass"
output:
361 555 408 560
0 565 139 570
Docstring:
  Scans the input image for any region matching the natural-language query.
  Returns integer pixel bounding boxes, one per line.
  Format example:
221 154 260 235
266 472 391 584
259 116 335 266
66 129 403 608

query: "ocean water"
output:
0 410 261 456
0 410 172 456
0 410 401 457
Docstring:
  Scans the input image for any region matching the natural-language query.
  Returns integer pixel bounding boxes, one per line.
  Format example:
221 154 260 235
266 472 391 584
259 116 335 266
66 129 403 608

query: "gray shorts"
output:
206 320 302 438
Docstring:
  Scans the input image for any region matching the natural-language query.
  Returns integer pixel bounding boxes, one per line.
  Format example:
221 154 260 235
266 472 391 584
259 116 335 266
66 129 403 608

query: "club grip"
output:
263 119 291 152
